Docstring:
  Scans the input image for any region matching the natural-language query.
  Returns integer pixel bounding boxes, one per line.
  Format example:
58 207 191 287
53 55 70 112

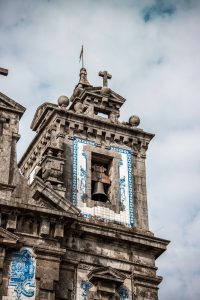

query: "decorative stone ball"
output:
57 95 69 107
100 86 111 95
73 86 83 98
129 115 140 127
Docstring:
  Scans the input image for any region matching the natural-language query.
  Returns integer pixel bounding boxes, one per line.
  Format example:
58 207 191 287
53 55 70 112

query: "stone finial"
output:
57 95 69 107
129 115 140 127
70 68 91 102
78 68 91 87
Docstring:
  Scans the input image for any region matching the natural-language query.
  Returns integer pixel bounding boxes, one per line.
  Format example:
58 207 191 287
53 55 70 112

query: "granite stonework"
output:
0 68 169 300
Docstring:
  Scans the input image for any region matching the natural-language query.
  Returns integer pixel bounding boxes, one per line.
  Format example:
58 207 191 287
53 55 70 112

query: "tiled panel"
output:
111 146 134 226
118 286 130 299
72 137 134 227
3 248 36 300
72 137 95 206
76 269 130 300
76 269 94 300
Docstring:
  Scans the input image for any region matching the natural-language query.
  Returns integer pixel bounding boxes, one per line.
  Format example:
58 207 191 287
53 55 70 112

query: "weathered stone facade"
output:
0 68 169 300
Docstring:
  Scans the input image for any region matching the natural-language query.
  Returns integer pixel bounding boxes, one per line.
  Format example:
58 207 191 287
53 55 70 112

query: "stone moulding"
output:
0 227 19 246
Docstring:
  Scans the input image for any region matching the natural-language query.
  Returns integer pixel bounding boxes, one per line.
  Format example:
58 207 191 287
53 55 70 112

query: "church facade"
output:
0 68 169 300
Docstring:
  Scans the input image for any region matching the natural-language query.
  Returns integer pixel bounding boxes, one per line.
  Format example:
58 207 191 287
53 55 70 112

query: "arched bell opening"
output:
91 153 112 203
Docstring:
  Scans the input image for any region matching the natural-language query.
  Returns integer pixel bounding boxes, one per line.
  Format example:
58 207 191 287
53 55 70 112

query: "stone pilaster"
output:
133 140 149 230
35 247 66 300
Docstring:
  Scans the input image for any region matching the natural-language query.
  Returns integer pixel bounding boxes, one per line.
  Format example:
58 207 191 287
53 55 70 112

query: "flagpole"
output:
79 45 84 69
82 46 84 68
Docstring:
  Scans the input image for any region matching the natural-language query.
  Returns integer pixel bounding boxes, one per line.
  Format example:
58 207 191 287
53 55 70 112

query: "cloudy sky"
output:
0 0 200 299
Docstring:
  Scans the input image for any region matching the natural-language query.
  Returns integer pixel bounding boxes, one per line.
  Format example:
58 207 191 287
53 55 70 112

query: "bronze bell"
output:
92 181 107 202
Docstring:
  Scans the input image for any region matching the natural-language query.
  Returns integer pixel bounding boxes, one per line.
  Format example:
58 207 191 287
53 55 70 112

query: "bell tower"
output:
18 67 169 300
64 67 151 229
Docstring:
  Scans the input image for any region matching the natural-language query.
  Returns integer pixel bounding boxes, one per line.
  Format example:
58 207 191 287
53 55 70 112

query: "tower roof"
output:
69 68 126 124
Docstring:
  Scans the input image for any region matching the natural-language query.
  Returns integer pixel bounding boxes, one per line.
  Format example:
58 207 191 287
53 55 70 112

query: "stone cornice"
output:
64 248 157 272
30 102 57 131
34 245 66 257
73 220 170 259
18 106 154 169
0 198 78 220
66 109 153 138
133 273 163 287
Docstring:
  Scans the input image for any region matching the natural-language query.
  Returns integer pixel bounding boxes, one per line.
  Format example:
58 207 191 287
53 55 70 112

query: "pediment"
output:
109 89 126 104
69 87 126 117
0 227 19 246
81 88 126 105
31 102 57 131
28 195 61 211
88 266 126 284
0 92 25 118
30 177 80 215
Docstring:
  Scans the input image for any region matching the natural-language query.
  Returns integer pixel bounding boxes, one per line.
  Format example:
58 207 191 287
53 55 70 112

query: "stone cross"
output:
0 67 8 76
98 71 112 87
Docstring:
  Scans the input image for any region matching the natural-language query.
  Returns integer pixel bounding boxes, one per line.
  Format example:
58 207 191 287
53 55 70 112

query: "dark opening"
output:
91 153 112 202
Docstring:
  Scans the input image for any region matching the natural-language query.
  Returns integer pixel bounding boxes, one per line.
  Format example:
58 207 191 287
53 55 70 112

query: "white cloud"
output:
0 0 200 298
